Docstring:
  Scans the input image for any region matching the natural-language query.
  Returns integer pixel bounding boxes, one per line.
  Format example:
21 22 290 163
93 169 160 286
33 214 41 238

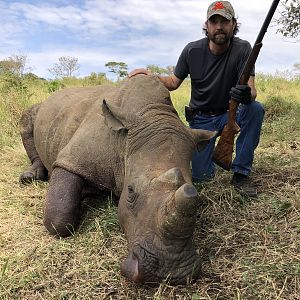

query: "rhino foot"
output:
19 171 36 185
19 166 48 186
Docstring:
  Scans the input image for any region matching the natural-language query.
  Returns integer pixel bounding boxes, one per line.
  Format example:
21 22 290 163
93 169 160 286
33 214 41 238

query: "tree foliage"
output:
83 72 107 86
276 0 300 39
166 65 175 75
48 56 80 78
293 63 300 75
146 64 175 75
105 61 128 80
0 54 29 76
146 64 168 75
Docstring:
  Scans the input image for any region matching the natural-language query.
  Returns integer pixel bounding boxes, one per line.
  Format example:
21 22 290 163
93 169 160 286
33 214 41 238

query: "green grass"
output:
0 73 299 299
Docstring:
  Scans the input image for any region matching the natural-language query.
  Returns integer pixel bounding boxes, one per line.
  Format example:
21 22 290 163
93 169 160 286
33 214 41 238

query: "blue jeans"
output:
190 101 265 182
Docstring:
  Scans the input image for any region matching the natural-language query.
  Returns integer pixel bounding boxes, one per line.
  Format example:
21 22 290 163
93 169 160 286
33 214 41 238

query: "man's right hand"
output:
128 68 151 78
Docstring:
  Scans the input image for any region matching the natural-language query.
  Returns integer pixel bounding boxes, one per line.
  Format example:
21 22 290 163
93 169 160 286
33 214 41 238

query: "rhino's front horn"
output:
174 183 198 215
159 183 198 237
156 167 185 187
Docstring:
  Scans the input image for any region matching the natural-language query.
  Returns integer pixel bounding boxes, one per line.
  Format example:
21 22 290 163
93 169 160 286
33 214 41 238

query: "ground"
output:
0 139 299 299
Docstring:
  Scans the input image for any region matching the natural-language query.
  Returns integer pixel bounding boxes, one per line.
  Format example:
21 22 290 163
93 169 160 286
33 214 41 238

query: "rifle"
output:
212 0 280 170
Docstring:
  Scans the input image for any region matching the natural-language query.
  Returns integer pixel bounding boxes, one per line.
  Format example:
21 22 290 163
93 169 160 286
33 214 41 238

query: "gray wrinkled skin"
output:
19 75 216 285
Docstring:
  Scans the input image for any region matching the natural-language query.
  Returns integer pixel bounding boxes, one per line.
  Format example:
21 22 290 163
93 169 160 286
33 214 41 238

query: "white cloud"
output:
0 0 299 78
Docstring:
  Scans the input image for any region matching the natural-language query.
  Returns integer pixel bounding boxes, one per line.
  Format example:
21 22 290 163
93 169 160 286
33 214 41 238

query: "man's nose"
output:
215 21 223 29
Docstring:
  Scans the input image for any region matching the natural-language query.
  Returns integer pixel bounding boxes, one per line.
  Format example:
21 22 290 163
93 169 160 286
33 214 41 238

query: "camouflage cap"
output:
207 1 235 20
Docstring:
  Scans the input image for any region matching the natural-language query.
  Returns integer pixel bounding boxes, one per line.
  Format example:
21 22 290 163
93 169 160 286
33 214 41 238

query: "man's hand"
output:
128 69 183 91
128 68 151 78
230 84 252 104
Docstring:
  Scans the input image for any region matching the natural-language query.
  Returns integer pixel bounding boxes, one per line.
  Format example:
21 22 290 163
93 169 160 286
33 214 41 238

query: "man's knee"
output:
240 100 265 122
249 101 265 118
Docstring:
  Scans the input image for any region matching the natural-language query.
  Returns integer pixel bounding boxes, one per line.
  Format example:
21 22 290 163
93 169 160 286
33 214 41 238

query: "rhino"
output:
19 74 216 285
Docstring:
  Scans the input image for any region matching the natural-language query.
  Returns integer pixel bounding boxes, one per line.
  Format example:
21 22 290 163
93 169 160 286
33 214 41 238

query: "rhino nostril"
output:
121 254 144 283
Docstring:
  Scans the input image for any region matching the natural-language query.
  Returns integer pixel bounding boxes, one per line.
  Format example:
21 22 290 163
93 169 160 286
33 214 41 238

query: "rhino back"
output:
34 85 123 192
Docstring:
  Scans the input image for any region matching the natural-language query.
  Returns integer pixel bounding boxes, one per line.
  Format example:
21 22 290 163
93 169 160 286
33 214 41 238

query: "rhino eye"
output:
127 185 138 207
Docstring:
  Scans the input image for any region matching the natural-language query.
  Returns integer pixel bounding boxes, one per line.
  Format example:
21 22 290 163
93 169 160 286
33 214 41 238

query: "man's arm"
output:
248 75 257 100
128 68 183 91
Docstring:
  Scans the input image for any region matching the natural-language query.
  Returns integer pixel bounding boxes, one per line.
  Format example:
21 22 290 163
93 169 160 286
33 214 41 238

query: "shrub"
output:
46 80 65 93
82 72 108 86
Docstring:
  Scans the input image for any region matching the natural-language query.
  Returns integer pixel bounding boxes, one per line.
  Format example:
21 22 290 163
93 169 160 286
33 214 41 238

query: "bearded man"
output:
129 1 265 198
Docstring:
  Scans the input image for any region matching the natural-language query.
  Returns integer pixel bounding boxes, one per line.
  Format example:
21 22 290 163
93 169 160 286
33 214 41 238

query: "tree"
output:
0 54 29 76
293 63 300 76
48 56 80 78
275 0 300 39
146 64 168 75
83 72 107 86
105 61 128 80
166 65 175 75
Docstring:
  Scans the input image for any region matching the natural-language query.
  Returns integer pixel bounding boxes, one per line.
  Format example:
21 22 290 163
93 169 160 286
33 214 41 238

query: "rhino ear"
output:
188 128 217 151
102 99 129 131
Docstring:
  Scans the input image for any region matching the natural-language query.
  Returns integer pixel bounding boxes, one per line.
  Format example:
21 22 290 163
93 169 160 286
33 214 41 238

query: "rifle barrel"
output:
255 0 280 44
238 0 280 85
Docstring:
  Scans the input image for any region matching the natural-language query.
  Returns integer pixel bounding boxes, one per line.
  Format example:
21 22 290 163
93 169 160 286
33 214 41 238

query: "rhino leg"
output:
19 104 48 185
43 167 84 237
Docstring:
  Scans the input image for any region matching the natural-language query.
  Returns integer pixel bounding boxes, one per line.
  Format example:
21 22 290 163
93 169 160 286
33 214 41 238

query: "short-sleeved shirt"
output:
174 37 254 111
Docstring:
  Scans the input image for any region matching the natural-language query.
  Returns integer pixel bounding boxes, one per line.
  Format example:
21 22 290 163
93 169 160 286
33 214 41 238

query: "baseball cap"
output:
207 1 235 20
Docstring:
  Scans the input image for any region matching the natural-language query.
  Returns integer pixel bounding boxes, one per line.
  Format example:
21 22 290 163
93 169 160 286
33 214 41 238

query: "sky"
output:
1 0 299 79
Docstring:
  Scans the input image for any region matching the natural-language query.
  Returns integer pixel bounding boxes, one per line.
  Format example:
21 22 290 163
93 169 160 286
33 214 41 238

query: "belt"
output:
198 109 227 116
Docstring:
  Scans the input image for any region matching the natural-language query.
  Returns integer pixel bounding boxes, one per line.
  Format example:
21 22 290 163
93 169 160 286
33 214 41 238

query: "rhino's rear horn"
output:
156 167 185 187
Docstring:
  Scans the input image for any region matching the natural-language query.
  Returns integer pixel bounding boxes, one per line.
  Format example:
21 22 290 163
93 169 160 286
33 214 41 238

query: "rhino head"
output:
102 96 216 285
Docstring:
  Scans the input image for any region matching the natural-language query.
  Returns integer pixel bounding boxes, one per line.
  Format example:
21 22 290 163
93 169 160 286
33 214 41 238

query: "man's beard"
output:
207 31 231 45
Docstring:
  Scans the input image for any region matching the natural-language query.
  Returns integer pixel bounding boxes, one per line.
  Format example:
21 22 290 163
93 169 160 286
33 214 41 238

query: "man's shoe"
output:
231 172 258 198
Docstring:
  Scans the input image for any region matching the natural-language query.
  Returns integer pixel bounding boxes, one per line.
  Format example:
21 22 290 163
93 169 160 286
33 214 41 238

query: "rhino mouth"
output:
121 241 202 285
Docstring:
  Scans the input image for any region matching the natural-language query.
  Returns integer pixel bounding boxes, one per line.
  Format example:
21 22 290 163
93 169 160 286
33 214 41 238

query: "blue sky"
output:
1 0 299 79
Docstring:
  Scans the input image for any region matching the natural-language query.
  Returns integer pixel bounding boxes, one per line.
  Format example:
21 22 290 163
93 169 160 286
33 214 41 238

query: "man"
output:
128 1 265 198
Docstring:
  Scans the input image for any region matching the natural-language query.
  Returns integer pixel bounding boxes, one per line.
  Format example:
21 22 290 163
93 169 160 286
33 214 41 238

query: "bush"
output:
263 95 295 120
82 72 108 86
46 80 65 93
0 72 48 147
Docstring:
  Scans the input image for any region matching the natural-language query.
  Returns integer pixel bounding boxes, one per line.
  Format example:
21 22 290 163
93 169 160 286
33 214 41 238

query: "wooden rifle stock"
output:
213 0 280 170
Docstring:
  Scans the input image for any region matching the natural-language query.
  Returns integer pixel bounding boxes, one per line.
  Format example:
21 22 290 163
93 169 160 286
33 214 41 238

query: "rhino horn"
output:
188 128 217 151
174 183 198 215
159 183 198 236
156 167 185 187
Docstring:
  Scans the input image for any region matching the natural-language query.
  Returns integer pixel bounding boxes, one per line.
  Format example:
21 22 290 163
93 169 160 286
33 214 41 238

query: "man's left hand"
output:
230 84 252 104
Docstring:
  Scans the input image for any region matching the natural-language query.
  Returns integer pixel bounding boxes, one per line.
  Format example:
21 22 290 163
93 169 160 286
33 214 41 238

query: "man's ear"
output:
232 19 237 32
102 99 137 131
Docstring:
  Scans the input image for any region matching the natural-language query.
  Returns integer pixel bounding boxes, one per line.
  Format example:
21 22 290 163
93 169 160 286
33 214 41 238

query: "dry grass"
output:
0 76 300 299
0 137 299 299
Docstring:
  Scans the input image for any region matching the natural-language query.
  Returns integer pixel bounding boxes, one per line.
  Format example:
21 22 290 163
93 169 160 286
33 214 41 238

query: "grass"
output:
0 74 299 299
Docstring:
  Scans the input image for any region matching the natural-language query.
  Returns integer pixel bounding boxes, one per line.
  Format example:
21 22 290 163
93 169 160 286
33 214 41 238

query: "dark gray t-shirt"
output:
174 37 254 111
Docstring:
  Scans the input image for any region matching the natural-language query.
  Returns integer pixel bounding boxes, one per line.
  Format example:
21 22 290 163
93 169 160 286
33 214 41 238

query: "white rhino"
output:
19 75 215 284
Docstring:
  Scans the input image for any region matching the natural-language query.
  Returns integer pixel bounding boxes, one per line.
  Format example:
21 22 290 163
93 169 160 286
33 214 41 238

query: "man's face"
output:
206 14 235 45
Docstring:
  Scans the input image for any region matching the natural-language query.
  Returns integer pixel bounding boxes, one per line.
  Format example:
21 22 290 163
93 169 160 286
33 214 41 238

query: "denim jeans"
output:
190 101 265 182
